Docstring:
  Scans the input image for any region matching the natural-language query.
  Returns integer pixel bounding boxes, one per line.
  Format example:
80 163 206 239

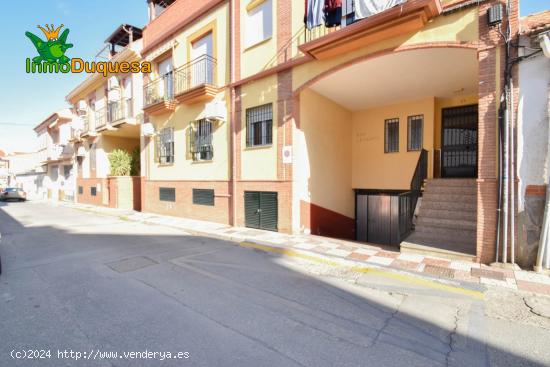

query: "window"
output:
189 119 213 161
246 104 273 147
63 165 72 179
193 189 215 206
155 127 174 164
407 115 423 151
50 165 59 181
244 0 273 48
89 143 97 171
91 187 97 196
78 186 83 195
159 187 176 202
384 118 399 153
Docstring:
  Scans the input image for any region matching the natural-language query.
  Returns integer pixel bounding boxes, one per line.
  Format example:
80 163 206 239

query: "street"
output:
1 201 550 367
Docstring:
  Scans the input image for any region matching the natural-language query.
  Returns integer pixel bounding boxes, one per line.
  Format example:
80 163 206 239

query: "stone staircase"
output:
400 179 477 261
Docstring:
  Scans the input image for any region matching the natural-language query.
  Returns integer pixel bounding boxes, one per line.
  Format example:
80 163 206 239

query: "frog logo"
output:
25 24 73 65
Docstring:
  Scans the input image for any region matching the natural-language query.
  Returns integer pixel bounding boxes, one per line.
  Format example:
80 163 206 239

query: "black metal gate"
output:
245 191 278 231
441 105 478 178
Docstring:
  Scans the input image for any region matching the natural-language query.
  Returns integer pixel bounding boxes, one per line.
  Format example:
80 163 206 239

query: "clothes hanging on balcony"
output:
324 0 342 27
353 0 405 20
306 0 325 29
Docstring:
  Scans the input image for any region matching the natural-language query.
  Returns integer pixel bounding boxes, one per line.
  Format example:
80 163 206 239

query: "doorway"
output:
441 105 478 178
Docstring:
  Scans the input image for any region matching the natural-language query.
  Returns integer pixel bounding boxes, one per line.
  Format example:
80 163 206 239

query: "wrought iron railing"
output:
108 98 133 123
144 72 174 107
398 149 428 240
82 114 92 134
174 55 217 95
95 107 107 129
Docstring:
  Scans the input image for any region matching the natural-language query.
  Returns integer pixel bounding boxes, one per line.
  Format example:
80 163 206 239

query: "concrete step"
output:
418 208 477 221
414 224 476 242
419 200 477 211
401 233 476 261
425 179 477 187
421 192 477 203
423 185 477 196
416 216 477 231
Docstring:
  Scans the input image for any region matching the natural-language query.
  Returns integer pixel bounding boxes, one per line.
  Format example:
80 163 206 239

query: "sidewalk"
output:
60 201 550 297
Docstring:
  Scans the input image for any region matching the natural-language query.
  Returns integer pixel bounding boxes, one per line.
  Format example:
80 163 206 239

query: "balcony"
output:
143 73 177 115
81 115 97 138
143 55 218 115
174 55 218 105
95 99 136 130
299 0 441 60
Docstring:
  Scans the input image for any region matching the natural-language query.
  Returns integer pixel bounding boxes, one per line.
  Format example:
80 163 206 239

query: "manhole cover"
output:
424 265 455 279
471 268 505 280
107 256 158 273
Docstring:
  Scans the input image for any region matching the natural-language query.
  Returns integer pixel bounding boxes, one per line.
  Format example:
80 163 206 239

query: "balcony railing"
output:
144 72 174 108
82 115 93 135
95 107 108 130
174 55 216 96
143 55 217 109
109 98 133 123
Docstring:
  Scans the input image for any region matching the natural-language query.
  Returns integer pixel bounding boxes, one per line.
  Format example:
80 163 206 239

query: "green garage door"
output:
245 191 278 231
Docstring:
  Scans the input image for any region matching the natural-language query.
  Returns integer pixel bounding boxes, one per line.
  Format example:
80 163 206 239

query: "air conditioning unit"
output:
108 76 120 90
205 101 227 122
76 146 86 157
141 122 155 137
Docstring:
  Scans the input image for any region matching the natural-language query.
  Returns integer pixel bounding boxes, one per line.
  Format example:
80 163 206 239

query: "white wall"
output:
517 39 550 210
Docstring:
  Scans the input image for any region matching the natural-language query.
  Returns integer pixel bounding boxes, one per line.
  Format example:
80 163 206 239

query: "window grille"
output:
189 119 214 161
193 189 215 206
246 104 273 147
384 118 399 153
407 115 423 151
155 127 174 164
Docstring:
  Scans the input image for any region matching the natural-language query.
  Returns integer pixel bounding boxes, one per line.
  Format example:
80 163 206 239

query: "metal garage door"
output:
245 191 278 231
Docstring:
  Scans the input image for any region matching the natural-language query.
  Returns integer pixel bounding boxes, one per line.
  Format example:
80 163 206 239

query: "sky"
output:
0 0 548 154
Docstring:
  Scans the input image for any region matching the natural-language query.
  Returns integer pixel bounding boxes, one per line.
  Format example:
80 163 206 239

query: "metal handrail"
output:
144 72 175 107
174 55 217 96
95 107 107 129
109 98 133 123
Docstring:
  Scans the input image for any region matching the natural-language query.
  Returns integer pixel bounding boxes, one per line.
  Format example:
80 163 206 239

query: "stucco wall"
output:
352 97 435 190
296 89 353 218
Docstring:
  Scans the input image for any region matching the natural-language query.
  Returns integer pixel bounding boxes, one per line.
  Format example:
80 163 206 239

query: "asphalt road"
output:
1 201 550 367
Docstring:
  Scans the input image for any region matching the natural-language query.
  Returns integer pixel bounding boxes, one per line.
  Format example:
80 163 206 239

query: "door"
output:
356 193 400 246
191 33 213 87
245 191 278 231
441 105 478 178
158 57 173 100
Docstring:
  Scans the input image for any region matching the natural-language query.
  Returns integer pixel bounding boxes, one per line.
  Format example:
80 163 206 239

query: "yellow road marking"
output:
240 242 485 300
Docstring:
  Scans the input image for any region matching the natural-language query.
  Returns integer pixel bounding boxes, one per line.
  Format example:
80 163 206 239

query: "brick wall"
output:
143 180 231 225
77 178 108 207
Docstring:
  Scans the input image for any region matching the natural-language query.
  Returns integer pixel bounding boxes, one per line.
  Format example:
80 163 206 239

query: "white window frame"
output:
244 0 273 49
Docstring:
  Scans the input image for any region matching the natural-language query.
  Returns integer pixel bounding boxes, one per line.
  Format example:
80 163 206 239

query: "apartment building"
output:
66 25 145 210
33 109 75 201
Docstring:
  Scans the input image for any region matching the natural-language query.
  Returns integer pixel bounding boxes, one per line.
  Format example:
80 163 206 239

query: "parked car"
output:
0 188 27 201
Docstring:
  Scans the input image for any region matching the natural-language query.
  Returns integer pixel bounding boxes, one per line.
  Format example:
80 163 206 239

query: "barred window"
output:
384 118 399 153
407 115 423 151
189 119 213 161
246 104 273 147
193 189 215 206
155 127 174 164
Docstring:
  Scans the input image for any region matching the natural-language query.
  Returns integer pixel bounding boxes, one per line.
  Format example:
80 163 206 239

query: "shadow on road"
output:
0 201 546 367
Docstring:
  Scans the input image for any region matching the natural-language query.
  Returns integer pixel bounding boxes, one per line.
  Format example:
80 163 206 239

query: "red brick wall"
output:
236 181 293 233
143 180 231 225
476 0 519 263
77 178 108 207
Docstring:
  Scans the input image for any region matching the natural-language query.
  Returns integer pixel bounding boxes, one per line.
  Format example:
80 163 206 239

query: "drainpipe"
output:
502 86 510 263
229 0 237 227
510 78 516 264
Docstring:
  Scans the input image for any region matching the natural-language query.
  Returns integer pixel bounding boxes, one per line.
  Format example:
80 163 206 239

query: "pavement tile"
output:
293 243 317 250
367 256 394 266
471 268 505 281
391 259 420 271
311 246 332 254
423 265 455 279
325 248 353 258
453 270 480 283
422 257 451 267
397 253 424 262
347 252 371 262
354 248 379 256
375 251 399 259
517 280 550 295
337 245 357 251
480 277 517 289
449 261 476 271
515 271 550 285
